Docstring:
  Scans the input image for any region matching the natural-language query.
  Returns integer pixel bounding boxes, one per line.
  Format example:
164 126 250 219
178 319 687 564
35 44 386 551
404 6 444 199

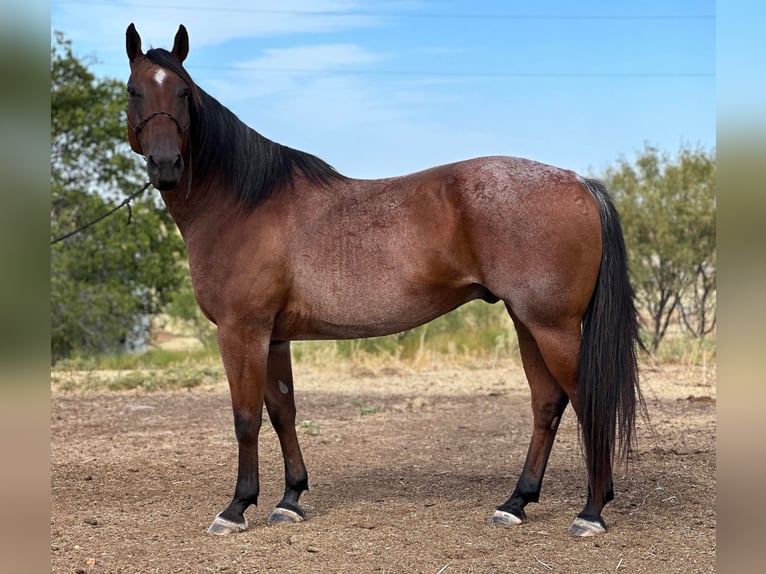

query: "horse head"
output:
125 23 192 191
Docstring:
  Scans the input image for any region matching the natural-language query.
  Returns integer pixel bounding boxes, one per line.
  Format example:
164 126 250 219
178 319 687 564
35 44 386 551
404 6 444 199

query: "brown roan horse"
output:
125 24 645 537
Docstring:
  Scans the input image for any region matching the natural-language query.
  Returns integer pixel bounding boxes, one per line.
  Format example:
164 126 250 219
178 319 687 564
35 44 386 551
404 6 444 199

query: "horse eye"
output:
179 87 191 98
127 86 139 97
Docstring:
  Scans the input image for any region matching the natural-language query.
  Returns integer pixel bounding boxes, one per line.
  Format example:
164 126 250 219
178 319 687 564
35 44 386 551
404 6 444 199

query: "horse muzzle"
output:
147 151 184 191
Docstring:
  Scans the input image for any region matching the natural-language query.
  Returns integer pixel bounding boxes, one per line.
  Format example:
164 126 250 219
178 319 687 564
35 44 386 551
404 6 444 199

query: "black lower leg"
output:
218 412 261 523
276 473 309 517
265 341 309 519
497 399 568 521
496 475 542 521
576 475 614 528
497 314 571 524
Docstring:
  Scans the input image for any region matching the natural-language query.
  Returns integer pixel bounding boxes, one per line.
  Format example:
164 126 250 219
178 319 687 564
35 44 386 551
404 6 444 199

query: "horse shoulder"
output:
185 204 292 328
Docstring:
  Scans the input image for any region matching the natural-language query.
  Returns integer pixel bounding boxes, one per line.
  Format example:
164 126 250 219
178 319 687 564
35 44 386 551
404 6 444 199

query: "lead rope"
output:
53 110 193 244
50 182 151 245
185 135 193 199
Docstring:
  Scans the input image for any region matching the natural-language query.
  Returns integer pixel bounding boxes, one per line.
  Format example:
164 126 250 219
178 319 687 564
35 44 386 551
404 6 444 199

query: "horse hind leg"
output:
490 314 569 526
263 341 310 525
524 319 613 537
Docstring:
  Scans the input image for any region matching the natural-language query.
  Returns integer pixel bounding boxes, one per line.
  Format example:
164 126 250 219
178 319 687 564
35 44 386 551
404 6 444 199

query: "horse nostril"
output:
147 153 182 173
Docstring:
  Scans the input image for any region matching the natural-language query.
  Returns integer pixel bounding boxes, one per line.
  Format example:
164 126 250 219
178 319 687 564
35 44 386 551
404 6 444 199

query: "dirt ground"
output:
51 363 716 573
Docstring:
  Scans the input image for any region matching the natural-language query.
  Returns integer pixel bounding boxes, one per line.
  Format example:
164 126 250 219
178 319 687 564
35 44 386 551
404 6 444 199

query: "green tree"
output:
50 32 187 362
604 145 716 352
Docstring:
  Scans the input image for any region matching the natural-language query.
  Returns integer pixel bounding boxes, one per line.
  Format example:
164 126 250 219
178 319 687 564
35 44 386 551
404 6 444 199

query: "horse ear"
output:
126 23 143 63
172 24 189 63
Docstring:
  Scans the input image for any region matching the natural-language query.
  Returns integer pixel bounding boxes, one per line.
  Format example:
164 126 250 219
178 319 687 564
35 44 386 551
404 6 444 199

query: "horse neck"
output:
159 101 248 239
159 169 235 246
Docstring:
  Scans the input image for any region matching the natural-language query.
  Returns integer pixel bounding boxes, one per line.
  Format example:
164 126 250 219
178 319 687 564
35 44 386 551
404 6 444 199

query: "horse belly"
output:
278 269 481 341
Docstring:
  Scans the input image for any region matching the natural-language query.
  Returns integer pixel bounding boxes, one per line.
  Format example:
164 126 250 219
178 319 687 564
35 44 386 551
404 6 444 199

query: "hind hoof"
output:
207 513 248 535
267 507 305 525
488 509 524 526
568 517 607 537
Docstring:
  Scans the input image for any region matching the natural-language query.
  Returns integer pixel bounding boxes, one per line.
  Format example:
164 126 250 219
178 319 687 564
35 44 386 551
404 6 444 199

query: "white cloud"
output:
204 43 385 100
236 43 383 72
52 0 384 55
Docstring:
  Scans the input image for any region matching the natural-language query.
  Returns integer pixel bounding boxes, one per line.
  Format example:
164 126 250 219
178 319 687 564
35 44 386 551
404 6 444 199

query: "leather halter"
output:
128 110 189 135
128 110 193 198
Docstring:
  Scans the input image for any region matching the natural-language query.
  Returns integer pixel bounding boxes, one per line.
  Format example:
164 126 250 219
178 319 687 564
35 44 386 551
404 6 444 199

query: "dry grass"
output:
51 302 715 394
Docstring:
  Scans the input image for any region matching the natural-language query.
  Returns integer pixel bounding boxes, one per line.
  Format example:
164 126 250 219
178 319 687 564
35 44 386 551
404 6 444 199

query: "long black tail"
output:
578 178 646 503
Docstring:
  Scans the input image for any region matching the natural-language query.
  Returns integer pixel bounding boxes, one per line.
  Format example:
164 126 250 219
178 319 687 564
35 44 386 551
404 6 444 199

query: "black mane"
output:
144 49 346 210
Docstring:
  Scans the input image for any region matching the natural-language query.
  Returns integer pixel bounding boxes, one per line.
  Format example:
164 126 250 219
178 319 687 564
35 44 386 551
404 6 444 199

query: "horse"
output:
125 23 644 538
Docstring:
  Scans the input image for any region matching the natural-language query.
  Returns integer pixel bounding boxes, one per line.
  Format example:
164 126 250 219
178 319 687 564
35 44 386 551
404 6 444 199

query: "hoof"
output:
267 506 305 525
207 513 248 536
488 509 524 526
568 517 607 537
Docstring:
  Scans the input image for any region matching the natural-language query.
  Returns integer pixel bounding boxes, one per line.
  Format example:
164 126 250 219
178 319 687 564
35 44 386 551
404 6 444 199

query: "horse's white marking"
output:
568 516 606 537
153 68 168 86
278 380 289 394
267 507 305 524
207 513 248 535
489 509 523 525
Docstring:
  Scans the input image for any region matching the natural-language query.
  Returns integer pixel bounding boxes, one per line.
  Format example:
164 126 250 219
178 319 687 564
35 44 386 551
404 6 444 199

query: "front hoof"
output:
267 506 306 525
207 513 248 536
568 517 607 537
488 509 524 526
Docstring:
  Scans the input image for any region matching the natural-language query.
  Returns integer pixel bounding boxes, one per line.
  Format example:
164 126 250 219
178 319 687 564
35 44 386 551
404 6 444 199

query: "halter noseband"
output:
128 110 189 135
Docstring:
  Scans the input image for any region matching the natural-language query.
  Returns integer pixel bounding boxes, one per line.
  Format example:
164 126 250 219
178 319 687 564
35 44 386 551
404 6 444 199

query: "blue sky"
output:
51 0 715 179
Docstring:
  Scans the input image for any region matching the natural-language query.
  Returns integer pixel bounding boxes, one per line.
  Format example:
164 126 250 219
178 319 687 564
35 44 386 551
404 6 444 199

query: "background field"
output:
51 359 715 573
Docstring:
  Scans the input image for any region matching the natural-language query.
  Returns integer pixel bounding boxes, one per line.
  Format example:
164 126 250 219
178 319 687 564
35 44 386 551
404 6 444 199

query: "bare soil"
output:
51 363 715 573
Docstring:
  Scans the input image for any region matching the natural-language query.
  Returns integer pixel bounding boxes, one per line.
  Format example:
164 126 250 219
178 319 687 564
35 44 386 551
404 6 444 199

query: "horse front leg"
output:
207 325 269 536
264 341 309 524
